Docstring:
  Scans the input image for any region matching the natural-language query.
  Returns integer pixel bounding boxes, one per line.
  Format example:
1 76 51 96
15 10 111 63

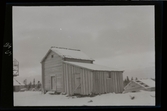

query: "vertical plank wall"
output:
63 63 124 95
63 63 93 95
92 71 124 94
41 62 45 93
42 51 63 92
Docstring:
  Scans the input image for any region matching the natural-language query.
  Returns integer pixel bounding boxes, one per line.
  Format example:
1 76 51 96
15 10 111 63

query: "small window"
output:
108 73 112 78
51 55 54 58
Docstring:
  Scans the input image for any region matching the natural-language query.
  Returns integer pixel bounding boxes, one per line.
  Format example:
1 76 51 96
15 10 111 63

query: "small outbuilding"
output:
124 79 155 93
41 47 124 95
13 78 23 92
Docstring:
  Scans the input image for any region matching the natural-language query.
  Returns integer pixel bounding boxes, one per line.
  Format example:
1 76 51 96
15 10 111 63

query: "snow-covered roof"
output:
138 79 155 87
41 47 94 62
13 78 22 86
64 61 123 72
51 47 94 60
134 79 155 88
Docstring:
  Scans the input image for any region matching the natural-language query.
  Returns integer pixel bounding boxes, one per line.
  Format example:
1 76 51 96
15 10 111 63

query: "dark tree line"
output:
23 79 41 91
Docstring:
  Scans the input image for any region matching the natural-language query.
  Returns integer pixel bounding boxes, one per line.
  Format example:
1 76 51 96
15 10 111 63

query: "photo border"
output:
1 1 163 109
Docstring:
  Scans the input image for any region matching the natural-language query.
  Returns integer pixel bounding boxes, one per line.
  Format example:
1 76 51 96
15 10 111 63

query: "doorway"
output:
74 73 81 94
51 76 56 90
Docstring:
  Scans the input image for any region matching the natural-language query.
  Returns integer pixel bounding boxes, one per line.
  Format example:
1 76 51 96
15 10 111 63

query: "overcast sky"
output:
13 6 155 82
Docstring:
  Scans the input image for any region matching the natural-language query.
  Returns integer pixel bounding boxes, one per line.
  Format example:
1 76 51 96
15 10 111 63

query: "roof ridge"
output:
51 46 80 51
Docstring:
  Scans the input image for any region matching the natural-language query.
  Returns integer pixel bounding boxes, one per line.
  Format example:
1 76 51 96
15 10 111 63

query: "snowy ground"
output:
14 91 155 106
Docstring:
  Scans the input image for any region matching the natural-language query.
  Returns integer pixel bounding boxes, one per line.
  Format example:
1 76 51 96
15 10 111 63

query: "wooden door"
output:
51 76 56 90
56 76 61 92
74 73 81 94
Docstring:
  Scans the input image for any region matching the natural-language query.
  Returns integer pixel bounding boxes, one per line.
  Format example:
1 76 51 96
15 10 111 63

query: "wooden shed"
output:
124 79 155 93
41 47 124 95
13 78 23 92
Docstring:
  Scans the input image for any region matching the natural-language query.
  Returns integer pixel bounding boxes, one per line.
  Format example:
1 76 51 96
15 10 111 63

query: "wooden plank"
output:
115 72 118 93
87 70 89 95
98 72 101 94
79 68 84 95
120 72 123 92
98 72 100 94
85 70 87 95
102 72 104 93
111 72 114 93
81 69 83 95
104 72 106 93
117 72 120 93
69 65 72 95
118 72 121 93
65 64 67 94
94 72 96 94
66 64 69 95
84 69 87 95
94 72 98 94
107 73 109 93
89 70 92 94
107 72 109 93
88 70 91 94
99 72 101 94
92 72 94 93
113 72 116 93
41 63 45 93
66 64 68 94
84 69 86 95
82 69 85 95
93 72 95 94
111 72 113 93
85 69 88 95
108 72 110 93
100 72 102 93
104 72 107 93
88 70 90 95
71 65 74 95
64 64 66 93
106 73 109 93
67 64 70 95
87 70 90 94
79 68 82 95
89 71 91 94
96 72 98 94
62 63 64 92
89 70 91 95
101 72 103 93
71 66 74 95
103 72 106 93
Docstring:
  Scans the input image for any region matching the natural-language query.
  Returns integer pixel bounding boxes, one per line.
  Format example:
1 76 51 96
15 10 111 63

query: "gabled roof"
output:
13 78 22 86
41 47 94 63
125 79 155 89
64 61 124 72
135 79 155 88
